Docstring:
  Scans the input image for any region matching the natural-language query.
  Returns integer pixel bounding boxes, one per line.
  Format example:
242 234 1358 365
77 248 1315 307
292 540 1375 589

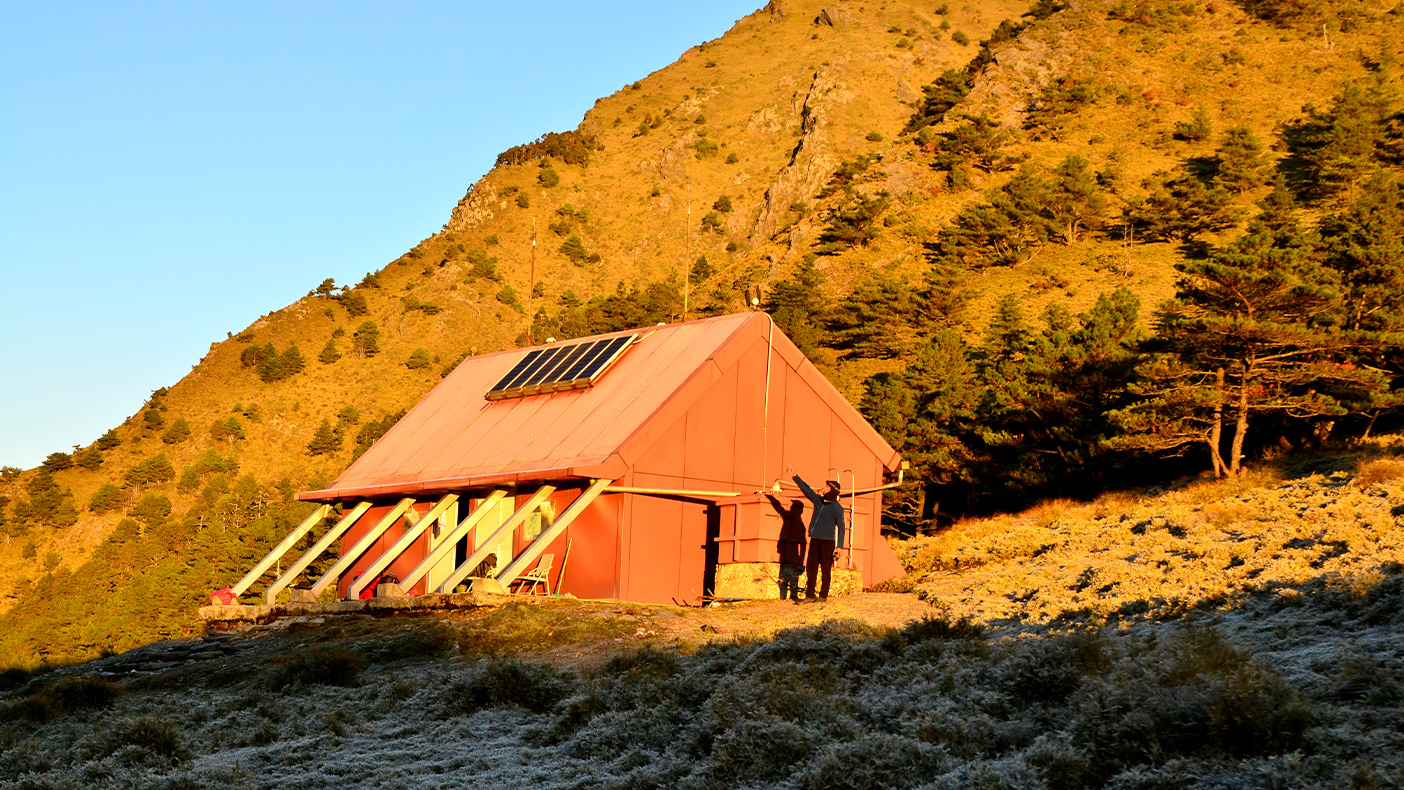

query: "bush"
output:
707 719 816 784
496 130 601 167
712 195 732 213
40 674 125 713
800 733 947 790
952 30 970 45
405 348 431 370
106 715 191 763
516 192 530 208
538 163 561 188
365 624 458 662
445 660 572 715
265 648 363 690
1173 105 1213 141
161 418 191 444
1355 457 1404 488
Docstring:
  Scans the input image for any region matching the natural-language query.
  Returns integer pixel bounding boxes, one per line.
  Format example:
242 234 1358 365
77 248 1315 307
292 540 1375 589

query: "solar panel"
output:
485 333 637 400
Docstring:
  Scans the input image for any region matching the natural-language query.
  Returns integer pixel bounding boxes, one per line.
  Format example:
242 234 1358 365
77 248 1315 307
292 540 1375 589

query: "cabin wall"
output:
617 329 901 604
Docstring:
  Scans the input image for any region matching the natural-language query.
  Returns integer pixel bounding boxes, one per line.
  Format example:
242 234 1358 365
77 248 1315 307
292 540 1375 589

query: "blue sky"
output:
0 1 761 470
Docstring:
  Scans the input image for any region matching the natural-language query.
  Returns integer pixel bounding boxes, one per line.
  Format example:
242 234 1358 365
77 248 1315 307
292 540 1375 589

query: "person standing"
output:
788 466 845 602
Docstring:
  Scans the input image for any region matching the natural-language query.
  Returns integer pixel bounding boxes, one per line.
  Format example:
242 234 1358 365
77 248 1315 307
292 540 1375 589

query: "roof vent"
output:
485 334 637 401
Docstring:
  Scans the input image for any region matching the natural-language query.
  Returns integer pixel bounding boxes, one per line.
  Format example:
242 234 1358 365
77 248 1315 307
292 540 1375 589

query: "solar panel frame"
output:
484 333 638 401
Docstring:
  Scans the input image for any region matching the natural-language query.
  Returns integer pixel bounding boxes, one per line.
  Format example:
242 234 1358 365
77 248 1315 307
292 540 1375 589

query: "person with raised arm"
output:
787 465 845 602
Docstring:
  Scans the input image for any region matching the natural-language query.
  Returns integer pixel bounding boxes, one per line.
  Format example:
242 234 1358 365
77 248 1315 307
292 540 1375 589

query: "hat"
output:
824 479 841 493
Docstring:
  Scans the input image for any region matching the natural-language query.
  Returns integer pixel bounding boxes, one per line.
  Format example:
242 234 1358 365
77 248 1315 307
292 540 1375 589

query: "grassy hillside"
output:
1 0 1401 665
2 449 1404 787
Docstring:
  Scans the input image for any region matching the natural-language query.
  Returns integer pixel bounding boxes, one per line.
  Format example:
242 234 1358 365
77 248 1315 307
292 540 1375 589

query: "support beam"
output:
347 493 459 599
400 490 508 592
437 486 556 594
310 497 416 599
497 479 611 588
263 501 373 605
232 504 330 598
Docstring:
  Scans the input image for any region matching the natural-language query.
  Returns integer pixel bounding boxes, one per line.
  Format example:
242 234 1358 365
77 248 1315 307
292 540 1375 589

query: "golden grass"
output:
891 446 1404 625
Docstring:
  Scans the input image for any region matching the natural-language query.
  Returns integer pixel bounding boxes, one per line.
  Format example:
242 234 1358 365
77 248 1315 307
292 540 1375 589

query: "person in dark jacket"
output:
788 466 845 601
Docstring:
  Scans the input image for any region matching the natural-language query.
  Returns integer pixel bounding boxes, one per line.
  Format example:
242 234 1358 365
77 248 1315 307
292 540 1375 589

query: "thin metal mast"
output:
528 217 536 344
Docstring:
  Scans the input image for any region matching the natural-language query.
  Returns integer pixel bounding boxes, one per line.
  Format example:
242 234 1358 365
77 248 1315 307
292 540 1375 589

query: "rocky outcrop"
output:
751 65 853 242
447 179 499 232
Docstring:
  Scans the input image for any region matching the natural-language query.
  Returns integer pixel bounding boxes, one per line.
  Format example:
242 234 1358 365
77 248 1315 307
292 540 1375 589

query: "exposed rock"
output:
447 179 498 232
752 66 852 240
814 5 856 27
766 0 785 22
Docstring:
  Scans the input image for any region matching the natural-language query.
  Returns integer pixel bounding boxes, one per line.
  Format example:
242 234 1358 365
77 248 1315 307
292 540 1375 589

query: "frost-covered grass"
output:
4 574 1404 789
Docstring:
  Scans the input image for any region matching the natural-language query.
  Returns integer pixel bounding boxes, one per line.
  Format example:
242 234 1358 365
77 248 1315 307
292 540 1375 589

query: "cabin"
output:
227 312 906 607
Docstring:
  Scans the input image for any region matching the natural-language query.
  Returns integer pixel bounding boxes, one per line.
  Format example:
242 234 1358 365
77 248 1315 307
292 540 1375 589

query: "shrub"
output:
712 195 732 213
952 30 970 45
95 429 121 450
496 285 521 308
701 211 724 232
41 452 73 472
210 416 246 441
559 234 597 264
800 734 946 790
405 348 431 370
516 192 530 208
725 152 740 164
1355 457 1404 488
707 719 816 784
265 648 363 690
445 660 572 715
106 715 191 763
40 674 125 713
365 624 458 662
1174 105 1213 141
538 163 561 188
161 418 191 444
866 130 885 141
692 138 720 159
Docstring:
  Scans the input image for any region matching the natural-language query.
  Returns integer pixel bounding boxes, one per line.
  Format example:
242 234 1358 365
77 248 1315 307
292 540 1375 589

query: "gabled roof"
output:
298 312 899 502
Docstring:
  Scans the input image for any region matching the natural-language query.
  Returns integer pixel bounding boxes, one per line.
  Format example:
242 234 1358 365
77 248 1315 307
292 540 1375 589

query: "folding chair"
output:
509 554 554 595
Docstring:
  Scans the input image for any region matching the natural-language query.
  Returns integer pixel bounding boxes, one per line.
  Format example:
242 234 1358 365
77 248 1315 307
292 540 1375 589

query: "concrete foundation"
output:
714 562 863 600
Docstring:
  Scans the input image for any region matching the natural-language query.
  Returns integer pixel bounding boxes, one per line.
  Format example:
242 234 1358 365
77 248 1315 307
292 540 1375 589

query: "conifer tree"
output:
1043 155 1106 243
1215 126 1270 194
319 336 341 364
73 445 104 470
829 273 916 359
764 257 831 358
405 348 431 369
306 419 343 456
1139 227 1385 476
932 112 1020 173
88 484 123 514
353 321 381 357
95 429 121 451
41 452 73 472
161 418 191 445
1318 171 1404 333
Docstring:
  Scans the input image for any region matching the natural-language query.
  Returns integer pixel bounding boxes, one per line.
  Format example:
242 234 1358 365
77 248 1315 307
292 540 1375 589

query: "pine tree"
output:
861 330 982 528
1215 126 1270 194
1318 172 1404 333
73 445 104 470
161 418 191 445
1144 228 1385 476
41 452 73 472
95 429 121 450
319 336 341 364
764 258 831 358
306 419 343 456
828 272 916 359
1043 155 1106 244
405 348 431 369
281 343 306 377
932 112 1020 173
353 321 380 357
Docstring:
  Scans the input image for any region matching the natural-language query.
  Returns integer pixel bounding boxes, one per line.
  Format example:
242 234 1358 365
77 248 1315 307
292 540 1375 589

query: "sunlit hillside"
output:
1 0 1401 665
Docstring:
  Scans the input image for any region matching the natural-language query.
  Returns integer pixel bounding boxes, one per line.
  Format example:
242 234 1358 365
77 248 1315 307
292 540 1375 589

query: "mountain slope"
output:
1 0 1399 665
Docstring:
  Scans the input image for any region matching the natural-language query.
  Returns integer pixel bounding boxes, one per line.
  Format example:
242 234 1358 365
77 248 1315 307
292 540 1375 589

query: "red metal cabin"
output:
240 312 904 606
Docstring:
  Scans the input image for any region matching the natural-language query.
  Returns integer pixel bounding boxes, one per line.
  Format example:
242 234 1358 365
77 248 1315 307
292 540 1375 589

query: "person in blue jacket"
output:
788 466 845 602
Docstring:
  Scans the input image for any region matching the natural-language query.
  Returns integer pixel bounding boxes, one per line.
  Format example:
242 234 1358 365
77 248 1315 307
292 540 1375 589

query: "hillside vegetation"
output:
1 0 1402 665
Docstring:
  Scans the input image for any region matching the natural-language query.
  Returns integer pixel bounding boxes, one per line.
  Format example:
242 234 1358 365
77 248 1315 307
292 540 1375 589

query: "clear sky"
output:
0 1 762 470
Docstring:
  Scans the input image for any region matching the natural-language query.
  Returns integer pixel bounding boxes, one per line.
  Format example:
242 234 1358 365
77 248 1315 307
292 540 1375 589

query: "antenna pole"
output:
528 217 536 345
684 178 691 322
